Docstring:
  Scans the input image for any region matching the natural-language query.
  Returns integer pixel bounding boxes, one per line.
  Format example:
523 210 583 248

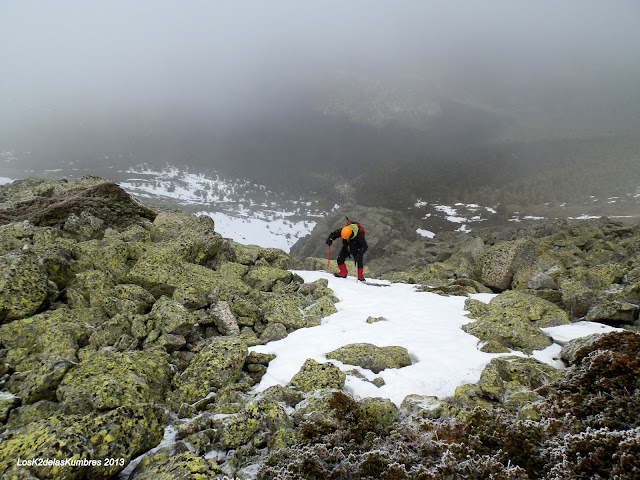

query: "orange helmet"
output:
341 226 353 239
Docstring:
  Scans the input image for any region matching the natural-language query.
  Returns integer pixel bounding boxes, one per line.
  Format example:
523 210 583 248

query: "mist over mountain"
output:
2 1 639 209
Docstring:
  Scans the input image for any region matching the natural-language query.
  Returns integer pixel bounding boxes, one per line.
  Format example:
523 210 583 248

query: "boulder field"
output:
0 178 638 479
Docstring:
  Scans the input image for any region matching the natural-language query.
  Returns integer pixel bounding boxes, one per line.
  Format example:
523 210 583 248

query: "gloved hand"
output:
326 238 333 246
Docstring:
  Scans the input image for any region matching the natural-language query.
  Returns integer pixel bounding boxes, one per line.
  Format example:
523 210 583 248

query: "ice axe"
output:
327 243 331 269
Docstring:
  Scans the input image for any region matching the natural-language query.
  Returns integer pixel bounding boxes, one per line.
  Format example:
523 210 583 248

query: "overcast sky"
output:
1 0 639 151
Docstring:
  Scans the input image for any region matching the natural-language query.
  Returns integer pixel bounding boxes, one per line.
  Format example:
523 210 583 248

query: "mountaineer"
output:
326 218 368 281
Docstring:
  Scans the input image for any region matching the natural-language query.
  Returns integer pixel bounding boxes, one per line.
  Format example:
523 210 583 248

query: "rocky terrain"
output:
0 177 638 479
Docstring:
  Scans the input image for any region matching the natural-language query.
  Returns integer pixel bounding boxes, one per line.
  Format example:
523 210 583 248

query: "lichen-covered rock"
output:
72 236 133 283
224 241 290 269
464 316 552 354
558 277 598 319
66 269 117 310
291 389 340 426
0 404 166 480
31 231 77 289
325 343 412 373
127 248 219 299
0 220 36 254
260 294 307 330
573 263 628 290
474 238 536 291
259 322 288 343
462 303 553 354
452 356 562 413
560 333 604 365
172 337 248 407
296 277 336 301
560 330 640 366
244 266 293 292
366 316 388 323
0 307 106 370
148 296 198 337
102 284 155 317
17 355 72 405
63 211 105 240
463 292 565 354
305 295 338 319
206 274 253 304
525 271 559 290
127 450 225 480
488 290 570 328
0 250 52 322
584 300 639 325
56 348 172 413
216 402 265 450
358 397 400 432
287 359 346 393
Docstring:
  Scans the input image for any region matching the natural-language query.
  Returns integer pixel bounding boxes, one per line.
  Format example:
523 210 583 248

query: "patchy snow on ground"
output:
251 271 622 407
198 210 315 251
416 228 436 238
119 165 320 252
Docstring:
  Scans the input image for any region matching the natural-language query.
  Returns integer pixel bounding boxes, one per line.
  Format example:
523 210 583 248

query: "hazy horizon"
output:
2 0 639 188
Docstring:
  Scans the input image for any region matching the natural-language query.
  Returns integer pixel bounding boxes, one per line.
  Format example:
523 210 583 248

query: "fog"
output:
1 0 639 186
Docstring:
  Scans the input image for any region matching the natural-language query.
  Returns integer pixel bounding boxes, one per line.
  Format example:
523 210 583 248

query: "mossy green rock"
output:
326 343 412 373
559 277 597 319
0 404 166 480
172 337 248 407
127 249 219 299
453 356 561 412
226 241 290 269
584 300 639 325
474 238 536 291
359 397 400 433
0 220 35 254
291 389 341 425
476 356 562 401
16 355 72 404
287 359 346 393
216 402 266 449
463 292 560 354
73 237 133 283
4 399 64 428
560 333 606 365
488 290 571 328
57 349 172 413
305 295 338 318
463 313 552 354
206 274 252 303
260 294 307 330
102 284 155 317
573 263 628 289
0 307 106 370
148 296 198 336
150 211 222 264
31 233 77 289
66 269 116 310
244 266 293 292
127 450 225 480
0 250 51 322
259 322 288 343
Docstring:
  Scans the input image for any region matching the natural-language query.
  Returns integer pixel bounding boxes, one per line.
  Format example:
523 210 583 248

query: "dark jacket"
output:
327 225 368 256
